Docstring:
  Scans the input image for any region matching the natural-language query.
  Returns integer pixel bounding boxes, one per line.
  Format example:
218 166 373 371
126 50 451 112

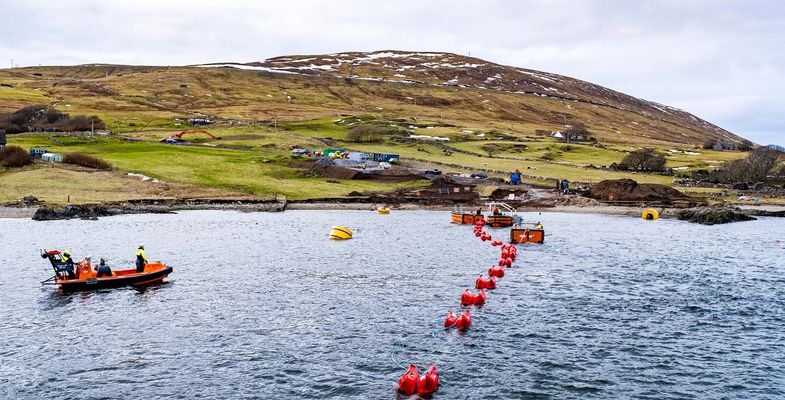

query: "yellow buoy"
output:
642 209 659 220
376 207 390 215
330 225 353 240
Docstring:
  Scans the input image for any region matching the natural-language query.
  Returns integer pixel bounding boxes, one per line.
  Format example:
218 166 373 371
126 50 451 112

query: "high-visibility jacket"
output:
136 248 147 263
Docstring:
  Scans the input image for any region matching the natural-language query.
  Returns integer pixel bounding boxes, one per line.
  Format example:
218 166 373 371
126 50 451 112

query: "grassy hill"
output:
0 51 750 205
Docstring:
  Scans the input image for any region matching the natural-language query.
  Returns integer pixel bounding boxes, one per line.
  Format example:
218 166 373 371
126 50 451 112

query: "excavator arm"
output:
160 129 221 143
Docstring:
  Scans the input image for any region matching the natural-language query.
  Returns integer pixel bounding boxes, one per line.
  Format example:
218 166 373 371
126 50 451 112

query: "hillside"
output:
0 50 746 146
202 50 745 146
0 50 753 205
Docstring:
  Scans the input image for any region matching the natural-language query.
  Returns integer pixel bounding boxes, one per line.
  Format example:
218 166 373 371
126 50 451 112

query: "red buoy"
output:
498 258 506 266
398 364 420 395
417 365 439 395
444 310 457 328
474 289 486 305
487 276 497 289
489 265 505 278
491 240 503 246
475 274 486 290
456 310 472 331
504 257 513 267
461 289 474 306
501 249 509 259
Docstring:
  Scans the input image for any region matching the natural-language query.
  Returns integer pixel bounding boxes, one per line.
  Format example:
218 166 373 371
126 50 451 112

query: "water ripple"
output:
0 211 783 399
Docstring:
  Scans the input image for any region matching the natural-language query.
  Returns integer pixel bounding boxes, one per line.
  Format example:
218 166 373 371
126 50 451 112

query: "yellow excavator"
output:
160 129 221 143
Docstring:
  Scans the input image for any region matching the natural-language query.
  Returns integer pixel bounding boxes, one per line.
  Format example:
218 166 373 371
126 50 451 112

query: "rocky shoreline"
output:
2 197 783 224
676 207 756 225
25 199 287 221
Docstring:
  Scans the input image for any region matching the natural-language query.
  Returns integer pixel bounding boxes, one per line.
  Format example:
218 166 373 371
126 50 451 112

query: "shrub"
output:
346 124 404 143
63 153 111 170
697 147 783 183
618 148 666 172
736 139 754 152
481 144 501 158
0 145 33 168
561 123 592 142
0 105 106 133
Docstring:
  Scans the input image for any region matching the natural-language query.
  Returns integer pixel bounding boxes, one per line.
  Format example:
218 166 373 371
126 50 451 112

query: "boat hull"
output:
451 213 483 225
510 228 545 244
487 215 514 228
58 266 173 292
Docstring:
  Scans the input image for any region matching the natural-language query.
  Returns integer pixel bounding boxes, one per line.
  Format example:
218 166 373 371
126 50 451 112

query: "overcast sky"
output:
2 0 783 144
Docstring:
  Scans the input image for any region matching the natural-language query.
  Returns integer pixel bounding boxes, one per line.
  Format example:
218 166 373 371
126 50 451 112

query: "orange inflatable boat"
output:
41 250 173 292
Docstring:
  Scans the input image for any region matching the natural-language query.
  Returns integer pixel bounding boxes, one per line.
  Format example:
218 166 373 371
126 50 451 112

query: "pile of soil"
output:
358 166 425 182
488 187 527 200
306 162 359 179
586 179 690 202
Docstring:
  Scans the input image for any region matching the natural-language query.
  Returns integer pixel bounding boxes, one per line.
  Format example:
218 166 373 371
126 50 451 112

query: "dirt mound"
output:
307 162 359 179
488 187 527 200
586 179 690 202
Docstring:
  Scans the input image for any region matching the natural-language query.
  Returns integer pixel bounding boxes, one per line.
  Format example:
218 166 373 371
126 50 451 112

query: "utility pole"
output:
10 59 13 68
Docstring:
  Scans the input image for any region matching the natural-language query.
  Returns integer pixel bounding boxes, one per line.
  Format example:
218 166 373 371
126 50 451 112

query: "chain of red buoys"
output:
396 217 518 396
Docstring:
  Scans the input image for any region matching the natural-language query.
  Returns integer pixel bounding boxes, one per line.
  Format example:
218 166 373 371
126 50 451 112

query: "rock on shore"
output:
33 204 148 221
31 199 287 221
677 207 756 225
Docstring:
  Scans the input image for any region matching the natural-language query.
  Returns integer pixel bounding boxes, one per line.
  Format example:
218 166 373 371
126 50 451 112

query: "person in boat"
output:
96 258 112 278
493 207 501 215
135 245 148 273
476 208 482 215
535 222 543 230
62 250 76 279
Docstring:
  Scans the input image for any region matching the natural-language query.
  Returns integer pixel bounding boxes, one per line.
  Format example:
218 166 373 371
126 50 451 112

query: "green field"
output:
0 116 749 205
0 64 751 205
